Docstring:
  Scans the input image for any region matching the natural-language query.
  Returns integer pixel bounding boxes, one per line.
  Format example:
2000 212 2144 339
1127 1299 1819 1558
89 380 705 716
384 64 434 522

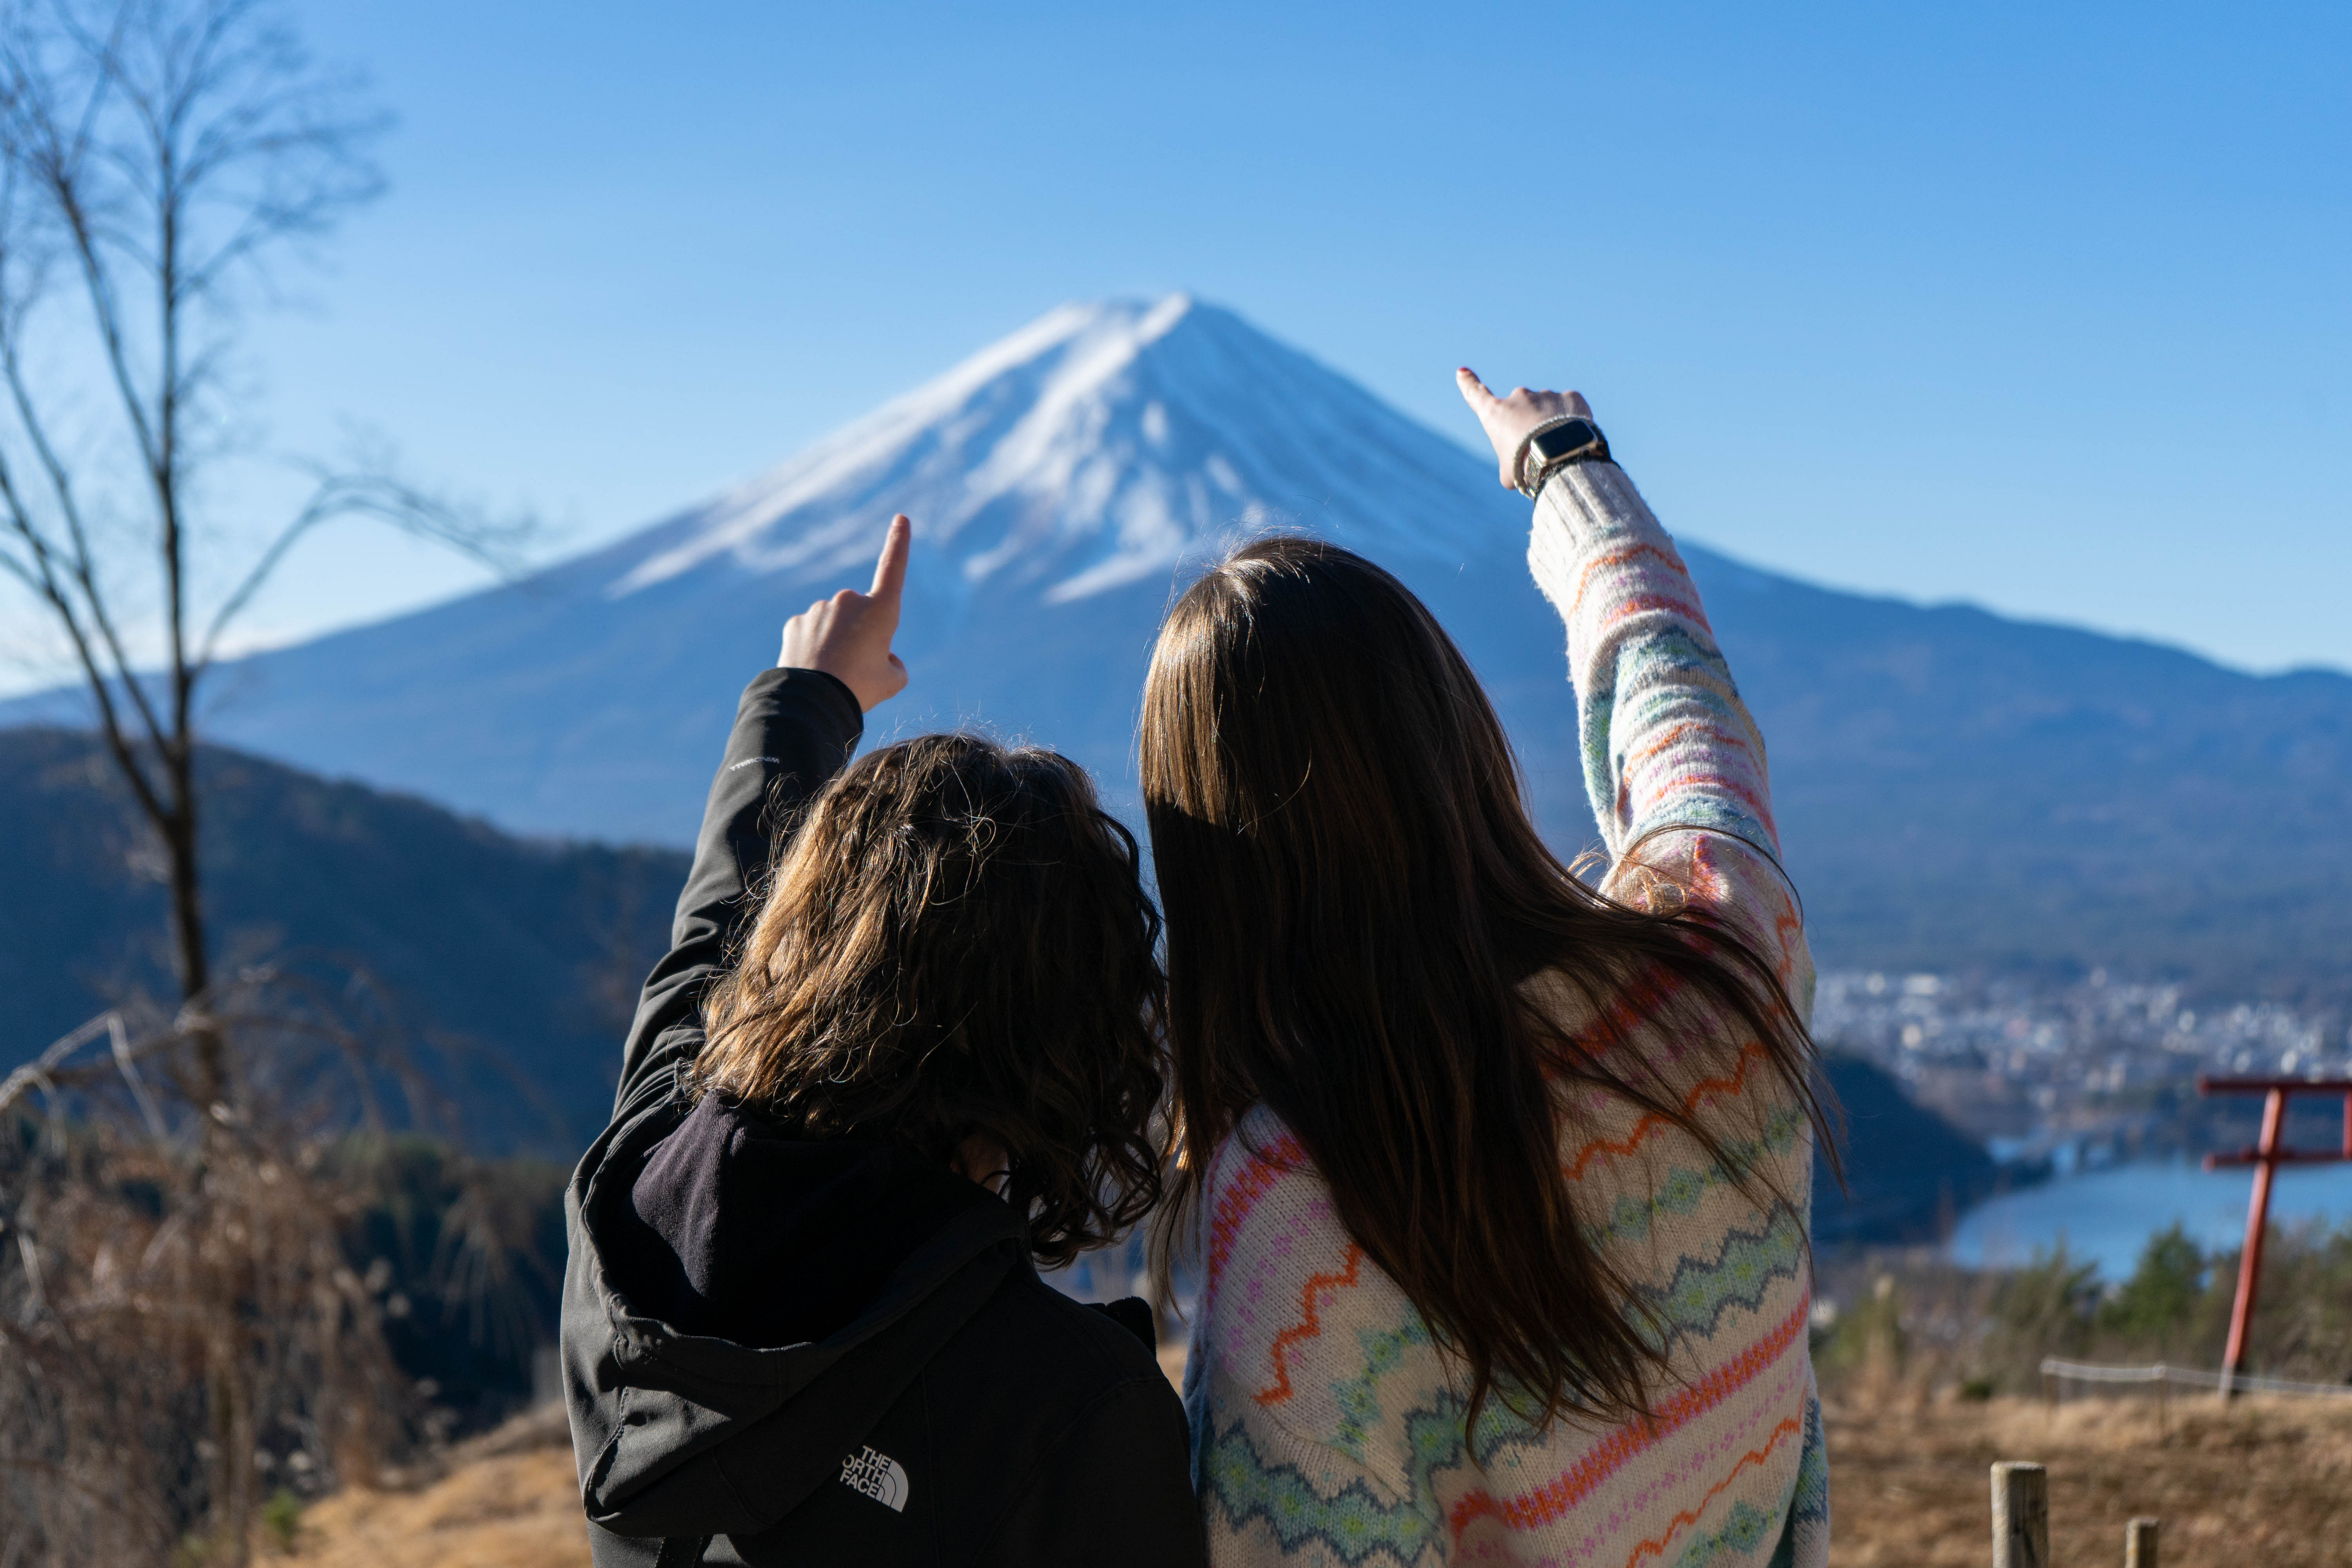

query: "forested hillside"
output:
7 724 2011 1237
0 728 684 1148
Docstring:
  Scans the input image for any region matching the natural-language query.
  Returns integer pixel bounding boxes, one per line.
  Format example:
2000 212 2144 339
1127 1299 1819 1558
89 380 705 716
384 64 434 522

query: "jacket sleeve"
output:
977 1376 1208 1568
608 665 864 1122
1526 459 1811 1005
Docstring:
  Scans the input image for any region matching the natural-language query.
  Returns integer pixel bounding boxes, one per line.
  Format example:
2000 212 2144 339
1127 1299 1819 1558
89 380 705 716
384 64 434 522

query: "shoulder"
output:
1198 1107 1382 1369
1198 1107 1343 1313
933 1263 1175 1420
908 1269 1200 1568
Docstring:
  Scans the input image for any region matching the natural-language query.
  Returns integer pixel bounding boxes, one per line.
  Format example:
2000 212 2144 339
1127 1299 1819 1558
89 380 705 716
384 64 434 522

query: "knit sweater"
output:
1183 459 1827 1568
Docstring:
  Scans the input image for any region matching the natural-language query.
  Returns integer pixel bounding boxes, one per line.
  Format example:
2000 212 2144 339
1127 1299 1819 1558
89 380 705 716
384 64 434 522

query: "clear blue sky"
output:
210 1 2352 673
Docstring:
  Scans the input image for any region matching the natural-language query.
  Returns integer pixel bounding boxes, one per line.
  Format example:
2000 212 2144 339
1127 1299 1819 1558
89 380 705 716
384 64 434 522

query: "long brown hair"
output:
1142 536 1831 1427
694 733 1168 1269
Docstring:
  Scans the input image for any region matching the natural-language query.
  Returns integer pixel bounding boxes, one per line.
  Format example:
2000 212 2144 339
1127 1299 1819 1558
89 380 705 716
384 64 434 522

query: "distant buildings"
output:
1813 970 2350 1168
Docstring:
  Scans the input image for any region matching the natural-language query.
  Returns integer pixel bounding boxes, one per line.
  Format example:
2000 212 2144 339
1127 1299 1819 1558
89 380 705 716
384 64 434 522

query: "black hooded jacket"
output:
560 668 1204 1567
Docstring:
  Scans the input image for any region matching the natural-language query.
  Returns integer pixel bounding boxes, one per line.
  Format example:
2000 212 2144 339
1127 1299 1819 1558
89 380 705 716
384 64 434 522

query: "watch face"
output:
1531 419 1600 462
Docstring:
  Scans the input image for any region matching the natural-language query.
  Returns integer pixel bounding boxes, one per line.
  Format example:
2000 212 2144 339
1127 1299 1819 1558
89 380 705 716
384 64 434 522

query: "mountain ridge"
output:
0 721 2007 1246
6 295 2347 1001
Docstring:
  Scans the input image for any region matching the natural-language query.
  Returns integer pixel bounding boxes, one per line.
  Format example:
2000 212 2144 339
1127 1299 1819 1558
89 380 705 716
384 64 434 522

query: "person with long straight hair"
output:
1143 376 1835 1567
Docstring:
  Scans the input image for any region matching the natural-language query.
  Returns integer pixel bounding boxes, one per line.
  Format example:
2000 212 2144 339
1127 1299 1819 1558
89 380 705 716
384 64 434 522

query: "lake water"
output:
1949 1158 2352 1281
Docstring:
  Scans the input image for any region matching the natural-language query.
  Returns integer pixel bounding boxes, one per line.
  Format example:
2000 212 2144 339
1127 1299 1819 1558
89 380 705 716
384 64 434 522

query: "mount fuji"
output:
12 296 2350 998
156 295 1589 841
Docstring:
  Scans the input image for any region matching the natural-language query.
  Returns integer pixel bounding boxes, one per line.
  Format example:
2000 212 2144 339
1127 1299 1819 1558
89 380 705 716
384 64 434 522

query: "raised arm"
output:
609 516 914 1120
1457 376 1803 990
1531 462 1778 867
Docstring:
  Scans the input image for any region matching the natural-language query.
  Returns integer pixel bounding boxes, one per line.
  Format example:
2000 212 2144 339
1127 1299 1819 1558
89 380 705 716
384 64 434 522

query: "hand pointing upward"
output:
778 514 911 711
1455 369 1593 491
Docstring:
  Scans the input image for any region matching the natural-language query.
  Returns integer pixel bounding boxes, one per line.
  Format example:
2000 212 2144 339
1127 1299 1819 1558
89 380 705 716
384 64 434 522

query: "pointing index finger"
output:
869 514 911 603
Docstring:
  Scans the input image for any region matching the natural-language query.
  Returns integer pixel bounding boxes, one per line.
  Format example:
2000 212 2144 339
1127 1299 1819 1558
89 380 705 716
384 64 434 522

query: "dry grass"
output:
1826 1388 2352 1568
285 1371 2352 1566
285 1408 588 1568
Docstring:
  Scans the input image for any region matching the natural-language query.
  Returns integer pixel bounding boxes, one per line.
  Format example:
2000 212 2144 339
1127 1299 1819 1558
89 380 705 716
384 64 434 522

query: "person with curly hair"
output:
561 516 1202 1568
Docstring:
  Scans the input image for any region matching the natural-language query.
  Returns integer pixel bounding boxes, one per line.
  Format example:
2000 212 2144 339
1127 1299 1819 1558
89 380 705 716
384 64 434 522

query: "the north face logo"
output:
840 1445 909 1512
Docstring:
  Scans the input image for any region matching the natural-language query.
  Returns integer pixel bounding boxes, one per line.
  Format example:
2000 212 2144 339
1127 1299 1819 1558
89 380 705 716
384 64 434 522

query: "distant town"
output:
1815 969 2352 1170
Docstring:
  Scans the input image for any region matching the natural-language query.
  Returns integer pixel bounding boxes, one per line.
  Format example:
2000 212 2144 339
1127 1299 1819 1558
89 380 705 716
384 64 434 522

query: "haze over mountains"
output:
8 296 2348 1000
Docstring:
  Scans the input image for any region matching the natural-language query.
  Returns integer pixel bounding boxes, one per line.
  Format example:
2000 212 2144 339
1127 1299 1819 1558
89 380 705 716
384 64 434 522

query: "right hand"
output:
778 514 911 712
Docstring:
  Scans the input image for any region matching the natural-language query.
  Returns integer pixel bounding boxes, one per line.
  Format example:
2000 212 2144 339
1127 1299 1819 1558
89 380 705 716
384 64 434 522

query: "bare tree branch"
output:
0 19 526 1550
198 465 536 666
0 313 175 757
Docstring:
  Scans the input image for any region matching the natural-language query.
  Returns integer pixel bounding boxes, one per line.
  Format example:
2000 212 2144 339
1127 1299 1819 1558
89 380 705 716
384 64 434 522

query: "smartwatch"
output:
1514 416 1611 497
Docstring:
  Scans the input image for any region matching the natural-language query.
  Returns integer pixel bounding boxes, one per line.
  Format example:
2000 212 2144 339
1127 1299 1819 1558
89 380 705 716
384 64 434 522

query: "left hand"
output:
1456 368 1593 490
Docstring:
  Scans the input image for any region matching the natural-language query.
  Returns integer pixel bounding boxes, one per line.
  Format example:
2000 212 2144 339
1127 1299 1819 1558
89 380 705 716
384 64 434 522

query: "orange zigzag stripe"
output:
1535 967 1677 1084
1774 902 1804 982
1535 965 1686 1084
1446 1294 1807 1542
1562 1039 1768 1181
1252 1243 1365 1406
1682 836 1806 983
1617 1419 1803 1568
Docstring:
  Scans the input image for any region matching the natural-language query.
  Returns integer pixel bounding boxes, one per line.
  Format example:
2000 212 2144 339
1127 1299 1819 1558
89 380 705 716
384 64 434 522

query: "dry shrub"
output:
1814 1220 2352 1405
0 967 548 1567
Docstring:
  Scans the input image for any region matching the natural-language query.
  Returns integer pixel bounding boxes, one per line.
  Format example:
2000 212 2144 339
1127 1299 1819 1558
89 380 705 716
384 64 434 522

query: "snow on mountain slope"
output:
9 294 2349 996
605 294 1495 606
149 295 1573 846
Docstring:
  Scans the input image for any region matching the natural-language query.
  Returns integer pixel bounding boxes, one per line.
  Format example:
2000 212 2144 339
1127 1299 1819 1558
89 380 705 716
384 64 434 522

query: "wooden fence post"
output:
1991 1462 2048 1568
2125 1517 2160 1568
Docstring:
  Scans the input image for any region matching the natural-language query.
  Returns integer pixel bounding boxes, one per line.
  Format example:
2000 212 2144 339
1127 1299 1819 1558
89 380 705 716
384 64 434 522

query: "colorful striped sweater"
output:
1183 458 1827 1568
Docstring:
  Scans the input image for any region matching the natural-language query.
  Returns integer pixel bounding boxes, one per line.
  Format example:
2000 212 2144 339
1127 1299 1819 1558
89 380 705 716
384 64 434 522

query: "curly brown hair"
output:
691 733 1167 1269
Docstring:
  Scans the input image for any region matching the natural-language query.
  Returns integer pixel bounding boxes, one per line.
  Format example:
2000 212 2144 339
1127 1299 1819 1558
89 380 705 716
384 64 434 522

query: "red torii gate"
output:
2198 1074 2352 1397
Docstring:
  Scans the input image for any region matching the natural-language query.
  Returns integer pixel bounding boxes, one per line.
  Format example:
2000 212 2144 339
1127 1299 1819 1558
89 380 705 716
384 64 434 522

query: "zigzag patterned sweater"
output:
1184 458 1827 1568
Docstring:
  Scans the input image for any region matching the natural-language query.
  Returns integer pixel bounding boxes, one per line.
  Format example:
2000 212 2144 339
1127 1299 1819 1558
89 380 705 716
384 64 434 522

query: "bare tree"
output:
0 4 535 1561
0 0 519 1111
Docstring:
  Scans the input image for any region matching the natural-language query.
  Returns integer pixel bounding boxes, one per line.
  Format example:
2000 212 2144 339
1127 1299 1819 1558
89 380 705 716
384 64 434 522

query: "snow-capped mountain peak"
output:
609 294 1507 606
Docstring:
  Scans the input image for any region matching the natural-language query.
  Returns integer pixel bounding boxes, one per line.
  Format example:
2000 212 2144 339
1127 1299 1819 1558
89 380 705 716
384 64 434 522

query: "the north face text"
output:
840 1445 909 1512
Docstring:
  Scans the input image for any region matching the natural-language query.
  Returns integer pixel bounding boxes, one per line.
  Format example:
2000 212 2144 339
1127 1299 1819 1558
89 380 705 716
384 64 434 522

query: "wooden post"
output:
1991 1462 2048 1568
2220 1088 2286 1399
2125 1517 2160 1568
